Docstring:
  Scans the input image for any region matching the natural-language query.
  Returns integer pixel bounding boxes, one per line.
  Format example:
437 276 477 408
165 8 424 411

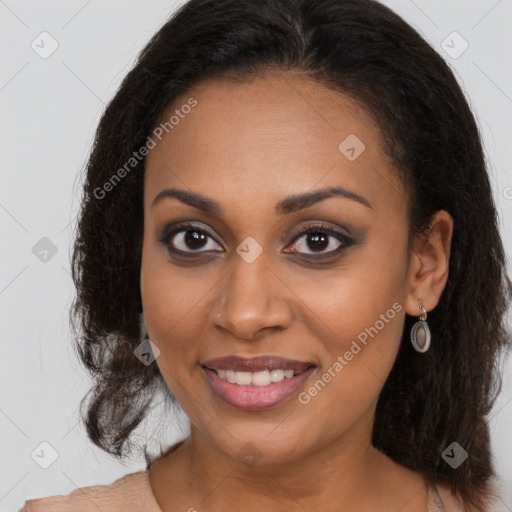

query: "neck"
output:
149 418 428 512
176 430 420 510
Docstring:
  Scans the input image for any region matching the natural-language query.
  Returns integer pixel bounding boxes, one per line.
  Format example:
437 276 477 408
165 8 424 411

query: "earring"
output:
410 299 431 353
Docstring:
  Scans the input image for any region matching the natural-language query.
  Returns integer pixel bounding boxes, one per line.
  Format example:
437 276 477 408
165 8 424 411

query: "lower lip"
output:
202 366 316 411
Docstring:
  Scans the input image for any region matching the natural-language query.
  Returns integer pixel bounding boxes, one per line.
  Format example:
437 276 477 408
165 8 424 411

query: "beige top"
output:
18 470 465 512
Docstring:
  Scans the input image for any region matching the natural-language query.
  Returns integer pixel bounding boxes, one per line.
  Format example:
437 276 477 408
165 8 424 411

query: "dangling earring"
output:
410 299 431 353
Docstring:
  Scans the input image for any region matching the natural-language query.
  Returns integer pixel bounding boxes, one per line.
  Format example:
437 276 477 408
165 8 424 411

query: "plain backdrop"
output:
1 1 511 511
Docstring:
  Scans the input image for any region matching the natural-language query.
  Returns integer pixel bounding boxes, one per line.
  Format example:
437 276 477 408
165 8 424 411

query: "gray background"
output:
1 1 511 511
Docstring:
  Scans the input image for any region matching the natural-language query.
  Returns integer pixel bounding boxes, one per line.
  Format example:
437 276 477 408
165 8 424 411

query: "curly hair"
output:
70 0 511 509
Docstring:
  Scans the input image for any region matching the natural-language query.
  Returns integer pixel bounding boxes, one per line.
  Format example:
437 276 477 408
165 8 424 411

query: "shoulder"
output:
18 470 162 512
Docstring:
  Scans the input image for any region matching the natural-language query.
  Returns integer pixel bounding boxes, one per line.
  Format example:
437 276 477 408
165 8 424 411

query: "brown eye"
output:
158 222 354 261
159 224 223 255
296 232 333 253
285 224 354 257
180 230 209 251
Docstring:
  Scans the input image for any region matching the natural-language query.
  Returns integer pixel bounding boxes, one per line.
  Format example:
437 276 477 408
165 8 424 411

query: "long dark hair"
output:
70 1 511 510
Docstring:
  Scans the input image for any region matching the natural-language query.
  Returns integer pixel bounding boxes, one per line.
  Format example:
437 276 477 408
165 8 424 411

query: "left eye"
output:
285 226 353 256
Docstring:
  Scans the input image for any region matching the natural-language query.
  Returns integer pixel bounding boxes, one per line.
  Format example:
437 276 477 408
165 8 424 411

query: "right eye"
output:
158 223 223 256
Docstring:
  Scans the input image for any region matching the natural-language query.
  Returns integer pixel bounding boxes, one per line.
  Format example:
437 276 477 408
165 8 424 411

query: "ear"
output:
405 210 454 316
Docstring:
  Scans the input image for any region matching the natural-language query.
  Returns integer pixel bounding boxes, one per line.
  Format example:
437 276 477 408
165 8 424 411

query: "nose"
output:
210 254 293 341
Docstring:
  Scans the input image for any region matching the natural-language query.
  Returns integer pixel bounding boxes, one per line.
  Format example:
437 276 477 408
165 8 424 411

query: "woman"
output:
19 0 511 511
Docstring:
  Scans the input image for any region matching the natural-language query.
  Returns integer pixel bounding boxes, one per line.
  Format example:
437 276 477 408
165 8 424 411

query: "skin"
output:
140 70 454 512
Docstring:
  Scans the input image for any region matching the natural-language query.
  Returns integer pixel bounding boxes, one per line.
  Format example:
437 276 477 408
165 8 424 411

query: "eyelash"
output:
157 222 354 261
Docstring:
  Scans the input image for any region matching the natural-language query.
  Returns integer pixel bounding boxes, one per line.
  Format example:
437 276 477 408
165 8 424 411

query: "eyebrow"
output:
151 185 373 215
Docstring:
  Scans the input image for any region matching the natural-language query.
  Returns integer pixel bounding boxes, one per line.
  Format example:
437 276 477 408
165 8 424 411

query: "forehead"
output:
144 71 405 216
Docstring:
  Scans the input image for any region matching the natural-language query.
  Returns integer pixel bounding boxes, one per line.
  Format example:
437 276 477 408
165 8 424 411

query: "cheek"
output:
140 241 206 367
296 283 405 437
304 278 405 397
295 236 407 343
294 234 408 403
140 262 206 407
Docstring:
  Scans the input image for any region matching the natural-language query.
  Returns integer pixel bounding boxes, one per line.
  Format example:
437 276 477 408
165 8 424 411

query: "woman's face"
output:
141 71 415 466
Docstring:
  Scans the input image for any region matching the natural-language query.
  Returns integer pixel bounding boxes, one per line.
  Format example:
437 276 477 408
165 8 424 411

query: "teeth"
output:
270 369 284 382
214 368 301 386
235 371 253 386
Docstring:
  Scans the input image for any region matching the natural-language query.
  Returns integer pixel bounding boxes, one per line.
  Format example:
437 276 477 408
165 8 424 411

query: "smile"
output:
201 355 316 410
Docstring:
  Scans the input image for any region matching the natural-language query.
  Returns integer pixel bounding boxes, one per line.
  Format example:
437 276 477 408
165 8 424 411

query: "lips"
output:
201 355 314 374
200 355 317 410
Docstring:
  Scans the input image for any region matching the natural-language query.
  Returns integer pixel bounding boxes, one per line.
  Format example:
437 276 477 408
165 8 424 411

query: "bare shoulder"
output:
19 470 159 512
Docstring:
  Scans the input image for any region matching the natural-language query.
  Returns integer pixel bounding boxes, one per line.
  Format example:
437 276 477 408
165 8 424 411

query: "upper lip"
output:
201 355 315 373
